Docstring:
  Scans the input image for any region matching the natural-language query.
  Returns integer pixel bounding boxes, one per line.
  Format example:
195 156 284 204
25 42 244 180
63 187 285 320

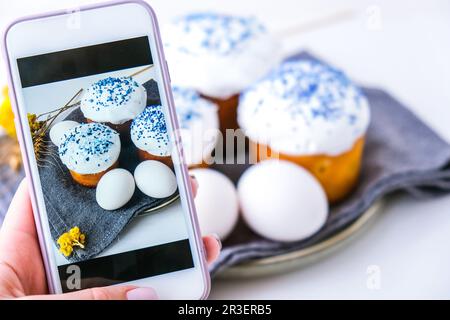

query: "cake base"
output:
137 148 173 168
251 137 365 203
187 160 211 169
201 93 239 133
69 161 119 188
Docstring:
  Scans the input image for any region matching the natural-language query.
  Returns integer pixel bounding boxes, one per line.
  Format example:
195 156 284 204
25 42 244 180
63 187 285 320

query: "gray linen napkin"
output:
209 53 450 276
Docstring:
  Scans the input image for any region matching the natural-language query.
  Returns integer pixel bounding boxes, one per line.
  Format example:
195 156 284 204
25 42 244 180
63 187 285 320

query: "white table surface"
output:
1 0 450 299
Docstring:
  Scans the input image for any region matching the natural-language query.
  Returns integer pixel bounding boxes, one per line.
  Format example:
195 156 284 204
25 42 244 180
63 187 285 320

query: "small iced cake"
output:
130 105 172 167
237 59 371 203
80 76 146 136
173 86 219 167
164 13 281 132
59 123 121 187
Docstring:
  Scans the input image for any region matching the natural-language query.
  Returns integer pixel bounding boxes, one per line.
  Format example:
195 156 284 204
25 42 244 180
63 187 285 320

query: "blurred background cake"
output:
163 12 282 132
172 86 219 168
58 123 121 188
237 59 370 202
81 76 147 137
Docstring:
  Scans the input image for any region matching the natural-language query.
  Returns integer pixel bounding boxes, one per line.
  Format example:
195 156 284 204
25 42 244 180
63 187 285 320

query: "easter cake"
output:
80 76 146 136
164 13 281 132
130 105 172 167
172 86 219 167
58 122 121 187
237 59 370 202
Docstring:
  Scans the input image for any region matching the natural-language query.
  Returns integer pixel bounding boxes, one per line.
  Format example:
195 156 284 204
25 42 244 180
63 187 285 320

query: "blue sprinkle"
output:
84 77 139 109
244 59 366 125
168 13 266 56
131 105 170 149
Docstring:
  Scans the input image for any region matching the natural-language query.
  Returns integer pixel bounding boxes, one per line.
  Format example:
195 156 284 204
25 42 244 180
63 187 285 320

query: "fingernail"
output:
127 287 158 300
211 233 222 250
190 174 199 189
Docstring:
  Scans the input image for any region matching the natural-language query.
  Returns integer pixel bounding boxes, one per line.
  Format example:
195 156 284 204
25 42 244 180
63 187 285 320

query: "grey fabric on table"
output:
38 79 177 263
209 53 450 276
145 79 162 106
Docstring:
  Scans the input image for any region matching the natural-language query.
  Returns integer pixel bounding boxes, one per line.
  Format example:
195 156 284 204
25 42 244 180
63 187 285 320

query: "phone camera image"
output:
16 35 195 292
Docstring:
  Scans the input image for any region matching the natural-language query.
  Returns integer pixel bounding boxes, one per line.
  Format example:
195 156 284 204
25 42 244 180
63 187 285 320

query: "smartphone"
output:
2 0 210 299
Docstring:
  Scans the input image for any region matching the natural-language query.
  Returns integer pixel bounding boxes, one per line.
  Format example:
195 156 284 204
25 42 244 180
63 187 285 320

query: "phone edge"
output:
1 0 211 300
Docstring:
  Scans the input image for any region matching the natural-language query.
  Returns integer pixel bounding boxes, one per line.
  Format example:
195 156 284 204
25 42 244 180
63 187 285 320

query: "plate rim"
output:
217 199 384 278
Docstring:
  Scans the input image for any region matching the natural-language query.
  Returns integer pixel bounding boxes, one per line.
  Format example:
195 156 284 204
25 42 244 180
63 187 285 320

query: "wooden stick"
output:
37 88 83 119
128 64 154 78
36 65 152 122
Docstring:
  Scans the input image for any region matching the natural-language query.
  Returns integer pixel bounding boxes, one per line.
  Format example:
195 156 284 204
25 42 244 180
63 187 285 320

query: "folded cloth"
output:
209 52 450 276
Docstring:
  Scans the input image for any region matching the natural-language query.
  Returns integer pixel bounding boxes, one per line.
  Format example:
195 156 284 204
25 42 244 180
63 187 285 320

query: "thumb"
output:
19 286 158 300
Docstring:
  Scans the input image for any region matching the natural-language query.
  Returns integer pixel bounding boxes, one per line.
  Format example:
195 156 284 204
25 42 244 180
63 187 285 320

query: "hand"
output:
0 177 220 300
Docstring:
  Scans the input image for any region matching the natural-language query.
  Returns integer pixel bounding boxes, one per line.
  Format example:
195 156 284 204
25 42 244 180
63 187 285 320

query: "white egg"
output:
96 168 135 211
190 168 239 240
134 160 177 198
238 160 328 242
49 120 79 146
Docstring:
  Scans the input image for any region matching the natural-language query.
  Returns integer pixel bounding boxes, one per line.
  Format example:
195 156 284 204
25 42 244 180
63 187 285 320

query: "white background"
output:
1 0 450 299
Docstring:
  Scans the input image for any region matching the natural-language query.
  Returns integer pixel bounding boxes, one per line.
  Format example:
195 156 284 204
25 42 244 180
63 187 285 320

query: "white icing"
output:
59 123 121 174
80 76 146 124
130 105 171 157
237 59 371 156
163 13 282 99
173 87 219 166
49 120 79 147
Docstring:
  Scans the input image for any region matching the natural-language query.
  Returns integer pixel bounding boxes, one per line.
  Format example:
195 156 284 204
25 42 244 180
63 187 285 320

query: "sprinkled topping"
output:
163 12 282 99
238 59 371 156
164 13 267 56
59 123 121 174
172 86 219 166
80 76 146 125
85 77 139 108
130 105 171 157
172 87 212 128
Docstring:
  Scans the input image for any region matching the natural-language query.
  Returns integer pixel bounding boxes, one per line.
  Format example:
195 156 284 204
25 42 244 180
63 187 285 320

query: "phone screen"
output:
15 35 196 292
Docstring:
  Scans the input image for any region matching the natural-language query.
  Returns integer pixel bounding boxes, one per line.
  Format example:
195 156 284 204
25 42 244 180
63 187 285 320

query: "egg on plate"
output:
190 168 239 240
238 160 328 242
134 160 177 198
96 168 135 210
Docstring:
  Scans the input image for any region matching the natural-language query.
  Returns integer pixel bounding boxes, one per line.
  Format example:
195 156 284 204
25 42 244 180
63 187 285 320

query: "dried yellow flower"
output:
0 86 16 138
27 113 46 159
27 113 44 132
57 226 86 257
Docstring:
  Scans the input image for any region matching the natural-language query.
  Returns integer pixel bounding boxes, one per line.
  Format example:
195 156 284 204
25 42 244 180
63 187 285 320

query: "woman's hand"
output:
0 177 220 300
